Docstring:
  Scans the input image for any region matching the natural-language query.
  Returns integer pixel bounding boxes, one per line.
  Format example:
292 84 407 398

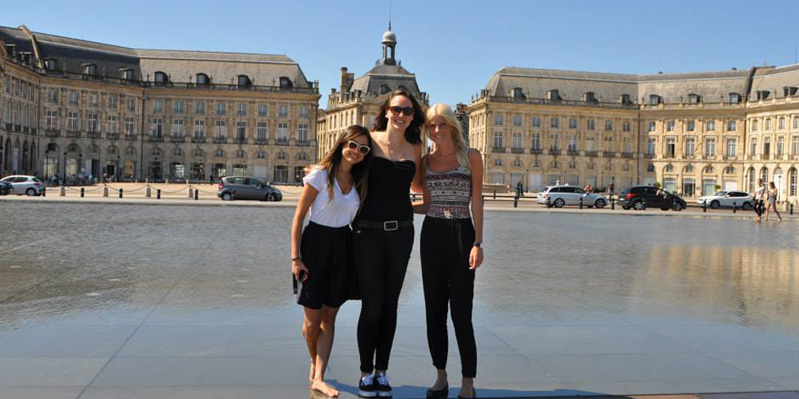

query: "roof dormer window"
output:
196 73 210 86
757 90 770 101
546 89 561 101
729 92 741 103
279 76 293 89
120 68 136 81
582 91 597 103
512 87 526 100
237 75 252 88
687 93 701 104
783 86 798 97
44 58 57 71
649 94 662 105
154 71 169 86
82 63 97 76
618 94 632 105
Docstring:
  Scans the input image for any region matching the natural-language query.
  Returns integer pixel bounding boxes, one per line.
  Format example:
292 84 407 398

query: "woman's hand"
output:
469 246 483 270
292 259 309 282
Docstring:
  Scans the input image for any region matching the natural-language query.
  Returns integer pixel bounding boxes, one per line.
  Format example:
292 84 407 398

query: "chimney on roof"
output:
340 67 354 93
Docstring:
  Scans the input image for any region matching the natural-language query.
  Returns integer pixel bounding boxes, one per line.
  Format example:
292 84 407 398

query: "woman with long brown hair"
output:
291 125 373 397
353 88 426 398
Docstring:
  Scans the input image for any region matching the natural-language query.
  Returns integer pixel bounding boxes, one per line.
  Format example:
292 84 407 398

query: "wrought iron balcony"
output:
66 130 81 138
585 150 598 157
88 132 101 139
170 135 186 143
255 138 268 145
106 133 120 140
530 148 543 155
296 141 311 147
276 139 290 146
492 146 505 153
149 135 164 142
213 137 227 144
45 129 61 137
621 152 635 159
603 151 616 158
548 148 561 155
192 136 207 143
567 149 579 156
124 134 138 141
511 147 525 154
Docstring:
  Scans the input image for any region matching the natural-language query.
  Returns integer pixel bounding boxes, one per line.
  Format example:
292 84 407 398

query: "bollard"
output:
611 196 615 210
145 186 151 198
703 201 707 213
80 188 85 198
194 188 199 201
157 189 161 200
641 198 646 211
42 188 46 197
733 202 737 213
791 204 794 215
493 190 496 200
187 187 193 199
119 188 123 199
546 196 552 208
579 196 583 210
514 196 518 208
103 186 108 197
60 186 66 197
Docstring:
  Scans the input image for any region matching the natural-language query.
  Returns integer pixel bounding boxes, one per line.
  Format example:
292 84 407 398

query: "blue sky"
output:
3 0 799 107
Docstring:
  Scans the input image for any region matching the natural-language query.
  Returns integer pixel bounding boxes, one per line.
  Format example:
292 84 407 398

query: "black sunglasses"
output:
346 140 371 155
389 106 415 116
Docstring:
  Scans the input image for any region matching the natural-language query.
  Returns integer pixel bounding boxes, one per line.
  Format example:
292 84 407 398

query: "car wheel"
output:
266 194 275 202
594 199 606 208
676 203 685 211
26 188 36 196
221 192 233 201
742 202 752 211
622 206 631 210
710 200 720 209
632 201 645 211
553 198 565 208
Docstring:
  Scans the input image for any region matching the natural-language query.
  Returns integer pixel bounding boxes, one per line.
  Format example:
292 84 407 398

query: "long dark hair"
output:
318 125 373 201
372 88 426 144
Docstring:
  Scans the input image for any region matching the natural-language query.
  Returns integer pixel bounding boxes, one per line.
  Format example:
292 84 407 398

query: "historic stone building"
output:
470 66 799 205
0 25 319 183
317 25 428 159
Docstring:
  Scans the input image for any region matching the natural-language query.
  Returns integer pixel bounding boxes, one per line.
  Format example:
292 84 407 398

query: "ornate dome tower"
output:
381 23 396 66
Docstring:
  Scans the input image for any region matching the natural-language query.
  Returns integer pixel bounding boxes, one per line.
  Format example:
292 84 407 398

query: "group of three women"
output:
290 89 485 399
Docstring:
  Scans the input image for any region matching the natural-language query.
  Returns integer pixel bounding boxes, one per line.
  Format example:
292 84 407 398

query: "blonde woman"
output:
764 181 782 221
415 103 484 399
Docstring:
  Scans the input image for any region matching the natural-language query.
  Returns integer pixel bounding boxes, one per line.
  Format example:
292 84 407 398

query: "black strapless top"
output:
356 157 415 222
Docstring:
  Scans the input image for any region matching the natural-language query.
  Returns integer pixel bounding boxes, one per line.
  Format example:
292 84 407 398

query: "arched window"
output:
761 167 769 185
154 72 169 86
649 94 662 105
582 92 596 103
684 165 693 173
704 165 714 174
279 77 293 89
724 166 735 175
68 143 80 152
82 63 97 76
687 93 701 104
196 73 210 85
237 75 252 88
665 164 674 172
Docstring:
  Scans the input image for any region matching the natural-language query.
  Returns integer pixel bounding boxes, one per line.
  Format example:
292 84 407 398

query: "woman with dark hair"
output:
291 125 373 398
354 88 426 398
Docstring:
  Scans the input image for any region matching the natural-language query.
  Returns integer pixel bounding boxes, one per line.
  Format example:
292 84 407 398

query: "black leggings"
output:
353 224 415 373
420 217 477 378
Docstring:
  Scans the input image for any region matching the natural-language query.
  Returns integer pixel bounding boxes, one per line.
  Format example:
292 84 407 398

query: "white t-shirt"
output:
754 186 765 200
303 167 360 228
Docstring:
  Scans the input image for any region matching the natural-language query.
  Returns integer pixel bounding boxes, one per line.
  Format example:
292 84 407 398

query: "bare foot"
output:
309 362 315 382
311 379 340 397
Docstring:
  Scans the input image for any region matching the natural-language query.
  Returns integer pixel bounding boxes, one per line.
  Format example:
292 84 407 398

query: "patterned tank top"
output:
426 162 472 219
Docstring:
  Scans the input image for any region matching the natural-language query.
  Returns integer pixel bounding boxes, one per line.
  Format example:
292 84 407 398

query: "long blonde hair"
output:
426 103 469 167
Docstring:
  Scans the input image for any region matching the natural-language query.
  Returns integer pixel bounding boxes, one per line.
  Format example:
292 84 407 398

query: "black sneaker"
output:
375 373 392 397
359 374 377 398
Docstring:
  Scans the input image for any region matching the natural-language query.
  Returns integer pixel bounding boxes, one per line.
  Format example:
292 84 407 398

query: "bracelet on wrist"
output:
291 257 301 261
473 242 482 248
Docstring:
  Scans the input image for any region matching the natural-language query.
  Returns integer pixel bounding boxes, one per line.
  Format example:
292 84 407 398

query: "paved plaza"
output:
0 202 798 399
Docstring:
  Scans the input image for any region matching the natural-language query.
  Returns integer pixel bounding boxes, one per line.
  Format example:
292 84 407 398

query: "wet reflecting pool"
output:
0 202 798 398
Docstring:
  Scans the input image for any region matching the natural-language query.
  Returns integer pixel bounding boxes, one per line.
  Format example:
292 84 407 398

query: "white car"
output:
0 175 46 196
697 190 754 210
537 185 608 208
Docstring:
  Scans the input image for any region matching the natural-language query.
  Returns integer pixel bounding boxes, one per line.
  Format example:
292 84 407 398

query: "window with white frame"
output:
551 117 559 128
777 136 785 156
605 120 614 131
237 103 247 116
236 122 246 141
752 119 759 131
109 95 117 109
648 121 656 132
195 101 205 115
300 106 310 118
512 132 522 149
587 119 595 130
495 114 503 126
68 112 79 131
726 138 736 157
727 120 737 131
298 124 309 142
216 102 226 115
623 138 632 154
174 100 184 114
257 122 267 141
493 132 504 148
173 119 184 138
89 94 98 107
750 138 757 156
764 137 771 156
69 91 79 105
107 116 117 133
125 117 135 135
127 98 136 112
532 133 541 149
194 120 205 138
794 117 799 129
551 134 560 150
46 110 58 130
256 150 266 159
793 136 799 155
665 138 675 157
215 120 226 137
568 118 578 129
666 120 675 132
152 119 163 137
278 105 288 117
586 136 596 152
705 138 716 157
513 115 522 126
277 123 289 142
687 121 695 131
153 99 164 113
779 117 786 130
48 89 58 103
258 104 267 116
706 120 716 131
765 118 772 130
532 116 541 128
567 135 578 152
623 121 631 132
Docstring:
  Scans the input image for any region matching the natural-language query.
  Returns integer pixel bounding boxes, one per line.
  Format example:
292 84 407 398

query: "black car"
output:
618 186 686 211
217 176 282 201
0 180 12 195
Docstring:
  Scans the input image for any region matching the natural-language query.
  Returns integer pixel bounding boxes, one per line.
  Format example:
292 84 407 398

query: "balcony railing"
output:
149 135 164 142
192 136 206 143
14 124 21 132
170 135 186 143
4 123 10 131
236 138 249 145
530 148 543 155
66 130 81 138
492 146 505 153
723 154 736 160
296 141 311 147
511 147 525 154
88 132 101 139
621 152 635 159
548 148 562 155
644 153 655 159
585 150 598 157
567 149 579 156
213 137 227 144
477 95 636 110
106 133 119 140
276 139 290 146
255 138 268 145
124 134 138 141
603 151 616 158
702 154 716 160
45 129 60 137
22 126 29 133
684 154 695 159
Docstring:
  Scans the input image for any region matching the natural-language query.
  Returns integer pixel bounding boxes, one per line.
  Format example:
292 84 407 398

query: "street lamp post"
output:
116 155 120 183
62 151 67 185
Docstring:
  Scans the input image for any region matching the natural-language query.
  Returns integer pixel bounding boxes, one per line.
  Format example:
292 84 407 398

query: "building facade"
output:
0 25 320 184
470 66 799 205
317 26 428 159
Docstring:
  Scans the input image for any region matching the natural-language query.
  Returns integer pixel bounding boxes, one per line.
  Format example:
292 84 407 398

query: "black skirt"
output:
296 221 359 309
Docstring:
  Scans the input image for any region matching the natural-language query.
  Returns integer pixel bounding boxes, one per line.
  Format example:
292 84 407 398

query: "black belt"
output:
354 219 413 232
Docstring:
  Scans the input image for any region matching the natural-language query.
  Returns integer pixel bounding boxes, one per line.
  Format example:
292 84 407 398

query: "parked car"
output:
0 180 13 195
536 185 608 208
617 186 686 211
0 175 45 196
697 191 754 210
217 176 282 201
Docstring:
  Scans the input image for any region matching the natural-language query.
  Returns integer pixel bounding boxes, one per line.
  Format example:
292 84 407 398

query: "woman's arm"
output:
468 149 484 270
410 143 425 194
290 183 319 281
412 155 430 214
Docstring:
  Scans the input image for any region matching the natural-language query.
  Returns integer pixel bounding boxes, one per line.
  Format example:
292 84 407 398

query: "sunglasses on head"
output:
346 140 371 155
389 106 415 116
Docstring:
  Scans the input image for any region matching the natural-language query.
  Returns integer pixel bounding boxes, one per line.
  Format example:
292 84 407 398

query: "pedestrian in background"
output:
764 181 782 222
753 179 766 222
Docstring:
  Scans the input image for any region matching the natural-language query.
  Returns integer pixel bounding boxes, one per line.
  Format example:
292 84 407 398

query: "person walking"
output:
352 88 426 398
415 104 484 399
290 125 373 398
752 179 766 222
764 181 783 222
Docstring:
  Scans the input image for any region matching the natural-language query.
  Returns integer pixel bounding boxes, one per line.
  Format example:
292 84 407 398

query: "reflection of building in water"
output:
0 24 320 183
640 245 799 330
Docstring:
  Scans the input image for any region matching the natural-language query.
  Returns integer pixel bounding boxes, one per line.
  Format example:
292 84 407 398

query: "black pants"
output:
754 200 765 216
420 217 477 378
353 223 415 373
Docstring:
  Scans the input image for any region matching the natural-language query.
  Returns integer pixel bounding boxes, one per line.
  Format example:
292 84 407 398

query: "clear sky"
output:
3 0 799 107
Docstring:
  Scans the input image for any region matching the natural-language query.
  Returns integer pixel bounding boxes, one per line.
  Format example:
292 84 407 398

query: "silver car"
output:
537 185 608 208
0 175 45 196
697 190 754 210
